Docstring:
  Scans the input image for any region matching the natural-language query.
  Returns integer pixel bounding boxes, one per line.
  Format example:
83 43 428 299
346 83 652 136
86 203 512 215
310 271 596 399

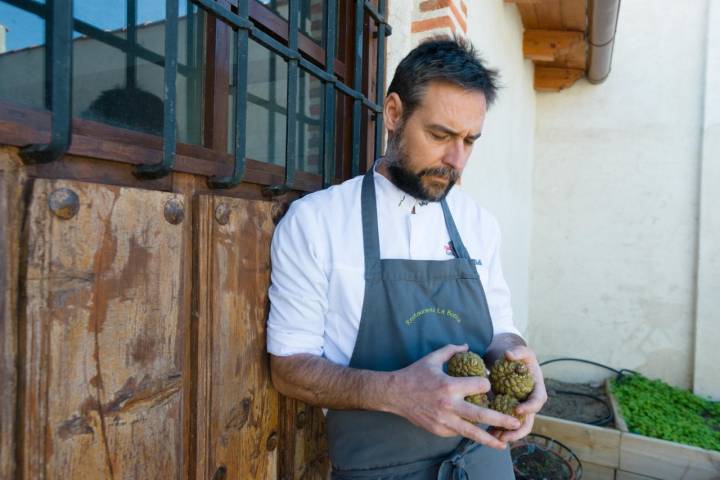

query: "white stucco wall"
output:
463 3 535 335
386 1 536 334
694 0 720 400
529 0 709 388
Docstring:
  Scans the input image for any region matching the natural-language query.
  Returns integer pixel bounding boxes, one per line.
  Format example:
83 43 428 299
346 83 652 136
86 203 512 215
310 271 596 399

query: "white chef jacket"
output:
267 165 521 366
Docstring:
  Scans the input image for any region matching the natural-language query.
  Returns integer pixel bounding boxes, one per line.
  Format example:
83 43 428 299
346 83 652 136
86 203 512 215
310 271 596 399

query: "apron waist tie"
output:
436 438 481 480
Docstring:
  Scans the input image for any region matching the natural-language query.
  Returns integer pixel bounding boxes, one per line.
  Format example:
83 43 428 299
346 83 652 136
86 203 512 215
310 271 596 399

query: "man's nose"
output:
442 139 467 171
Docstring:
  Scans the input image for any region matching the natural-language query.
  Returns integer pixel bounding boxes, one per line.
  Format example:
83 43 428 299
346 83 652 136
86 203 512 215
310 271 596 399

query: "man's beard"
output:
384 126 459 202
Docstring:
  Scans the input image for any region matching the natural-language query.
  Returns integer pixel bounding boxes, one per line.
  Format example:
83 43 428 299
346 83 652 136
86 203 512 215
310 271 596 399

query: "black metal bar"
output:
192 0 253 30
298 57 333 83
207 0 250 188
374 0 387 160
264 0 300 195
322 0 337 187
20 0 73 165
126 0 137 89
251 27 298 63
351 0 364 176
363 0 392 35
335 81 361 99
42 0 52 109
268 50 278 164
134 0 179 178
185 1 200 144
284 0 300 189
246 93 320 125
298 68 306 172
362 96 381 113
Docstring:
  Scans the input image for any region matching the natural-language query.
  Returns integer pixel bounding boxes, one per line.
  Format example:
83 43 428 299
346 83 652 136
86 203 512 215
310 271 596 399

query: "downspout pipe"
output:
587 0 621 84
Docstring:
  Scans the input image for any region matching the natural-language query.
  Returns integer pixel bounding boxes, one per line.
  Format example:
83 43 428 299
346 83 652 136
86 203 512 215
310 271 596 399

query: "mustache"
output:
418 167 460 182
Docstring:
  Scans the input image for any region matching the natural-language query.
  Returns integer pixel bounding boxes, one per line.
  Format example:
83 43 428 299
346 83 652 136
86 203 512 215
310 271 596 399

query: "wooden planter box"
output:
531 414 720 479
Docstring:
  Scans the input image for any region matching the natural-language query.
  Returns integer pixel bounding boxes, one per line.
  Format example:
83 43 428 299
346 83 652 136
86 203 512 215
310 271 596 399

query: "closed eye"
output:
430 131 449 141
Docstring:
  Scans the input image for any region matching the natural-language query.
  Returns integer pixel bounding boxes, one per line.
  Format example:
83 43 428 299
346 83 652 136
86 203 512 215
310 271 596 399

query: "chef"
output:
267 36 547 479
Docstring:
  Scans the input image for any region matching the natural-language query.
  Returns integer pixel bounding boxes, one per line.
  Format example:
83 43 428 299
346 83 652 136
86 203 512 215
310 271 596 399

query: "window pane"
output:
257 0 324 46
297 68 323 175
299 0 323 45
0 1 47 109
74 0 205 144
230 36 288 166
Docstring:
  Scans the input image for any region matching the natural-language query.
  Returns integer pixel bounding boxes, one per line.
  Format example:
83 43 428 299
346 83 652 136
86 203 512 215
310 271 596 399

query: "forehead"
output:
412 81 487 130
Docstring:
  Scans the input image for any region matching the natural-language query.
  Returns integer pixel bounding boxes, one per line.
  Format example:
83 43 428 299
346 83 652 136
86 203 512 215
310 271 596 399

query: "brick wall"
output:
411 0 468 41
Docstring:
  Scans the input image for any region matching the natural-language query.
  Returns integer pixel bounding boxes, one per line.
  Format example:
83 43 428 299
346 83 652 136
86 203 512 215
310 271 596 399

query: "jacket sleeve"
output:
266 201 329 356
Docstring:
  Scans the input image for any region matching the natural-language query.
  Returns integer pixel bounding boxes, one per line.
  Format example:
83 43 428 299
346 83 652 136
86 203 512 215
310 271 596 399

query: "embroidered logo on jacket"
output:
444 242 483 265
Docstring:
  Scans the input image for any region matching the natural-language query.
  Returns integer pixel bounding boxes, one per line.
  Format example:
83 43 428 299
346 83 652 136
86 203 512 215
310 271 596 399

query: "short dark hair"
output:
387 36 499 121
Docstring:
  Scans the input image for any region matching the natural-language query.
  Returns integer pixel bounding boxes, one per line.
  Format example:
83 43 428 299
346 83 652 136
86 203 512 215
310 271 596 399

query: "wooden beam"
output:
560 0 587 31
524 29 585 63
504 0 544 4
534 66 584 91
516 4 539 29
534 0 563 28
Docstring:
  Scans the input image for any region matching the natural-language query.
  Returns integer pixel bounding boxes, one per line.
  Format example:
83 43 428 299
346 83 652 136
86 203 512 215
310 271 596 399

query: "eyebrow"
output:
427 123 482 140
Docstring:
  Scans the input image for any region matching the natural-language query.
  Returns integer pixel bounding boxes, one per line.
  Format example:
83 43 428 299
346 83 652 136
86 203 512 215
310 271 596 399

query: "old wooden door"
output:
0 0 387 475
0 151 330 479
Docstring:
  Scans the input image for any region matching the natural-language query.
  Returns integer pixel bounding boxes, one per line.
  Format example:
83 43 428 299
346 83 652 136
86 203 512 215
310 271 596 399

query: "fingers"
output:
455 401 521 431
450 376 491 396
446 417 508 450
516 388 548 416
504 345 532 362
426 343 468 364
498 413 535 443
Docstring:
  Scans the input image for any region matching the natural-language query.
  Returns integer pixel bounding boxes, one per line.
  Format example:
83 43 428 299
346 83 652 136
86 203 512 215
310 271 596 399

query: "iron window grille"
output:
5 0 391 190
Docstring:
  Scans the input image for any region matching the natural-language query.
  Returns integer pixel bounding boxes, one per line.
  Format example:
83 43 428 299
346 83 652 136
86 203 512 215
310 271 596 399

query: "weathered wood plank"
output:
582 461 616 480
534 67 584 91
619 432 720 480
293 401 330 480
605 378 629 432
21 179 187 479
195 195 281 480
172 172 196 480
0 147 25 480
615 471 656 480
533 414 621 468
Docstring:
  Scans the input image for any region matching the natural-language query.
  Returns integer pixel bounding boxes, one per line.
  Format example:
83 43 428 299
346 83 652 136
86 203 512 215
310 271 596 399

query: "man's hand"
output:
386 343 521 450
491 346 548 443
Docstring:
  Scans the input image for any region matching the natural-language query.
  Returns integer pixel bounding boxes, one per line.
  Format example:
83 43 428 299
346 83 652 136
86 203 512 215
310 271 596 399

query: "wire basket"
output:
511 433 583 480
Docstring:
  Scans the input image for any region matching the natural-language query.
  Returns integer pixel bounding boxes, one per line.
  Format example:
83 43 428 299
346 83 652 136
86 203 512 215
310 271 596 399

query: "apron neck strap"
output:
361 169 381 274
440 199 471 260
361 168 472 272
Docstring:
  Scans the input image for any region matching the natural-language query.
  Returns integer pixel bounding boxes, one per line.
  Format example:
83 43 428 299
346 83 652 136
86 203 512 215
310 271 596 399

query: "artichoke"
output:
465 393 489 408
490 394 523 420
447 351 488 408
448 351 487 377
489 359 534 401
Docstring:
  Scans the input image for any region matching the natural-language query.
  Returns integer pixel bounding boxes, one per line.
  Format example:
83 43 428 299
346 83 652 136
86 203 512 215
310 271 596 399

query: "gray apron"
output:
326 170 515 479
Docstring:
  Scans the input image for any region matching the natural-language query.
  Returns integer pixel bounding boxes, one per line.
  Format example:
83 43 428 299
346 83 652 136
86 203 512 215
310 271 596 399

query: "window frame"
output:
0 0 389 193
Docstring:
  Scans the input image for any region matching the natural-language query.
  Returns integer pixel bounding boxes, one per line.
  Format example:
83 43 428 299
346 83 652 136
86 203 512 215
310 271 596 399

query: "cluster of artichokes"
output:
447 351 534 421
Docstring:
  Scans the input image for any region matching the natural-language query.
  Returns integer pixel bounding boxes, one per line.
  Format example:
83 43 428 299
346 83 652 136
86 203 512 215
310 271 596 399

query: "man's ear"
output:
384 92 403 135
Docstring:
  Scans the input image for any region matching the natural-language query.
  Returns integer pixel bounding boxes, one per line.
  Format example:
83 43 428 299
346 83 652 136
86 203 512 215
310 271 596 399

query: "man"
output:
267 37 547 479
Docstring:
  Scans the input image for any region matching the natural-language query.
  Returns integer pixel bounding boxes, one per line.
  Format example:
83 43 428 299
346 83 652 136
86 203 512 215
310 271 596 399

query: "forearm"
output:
270 353 396 412
484 332 527 366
